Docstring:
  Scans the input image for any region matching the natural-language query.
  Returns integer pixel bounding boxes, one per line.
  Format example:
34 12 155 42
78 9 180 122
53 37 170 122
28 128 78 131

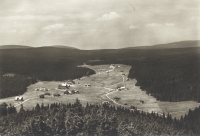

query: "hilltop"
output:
0 45 33 50
126 40 200 49
1 40 200 50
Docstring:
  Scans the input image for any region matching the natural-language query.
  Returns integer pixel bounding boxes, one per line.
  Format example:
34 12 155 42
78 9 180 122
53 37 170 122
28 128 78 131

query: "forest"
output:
0 48 95 98
0 45 200 102
0 99 200 135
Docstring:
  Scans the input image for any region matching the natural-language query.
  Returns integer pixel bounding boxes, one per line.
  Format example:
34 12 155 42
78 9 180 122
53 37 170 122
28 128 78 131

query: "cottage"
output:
85 84 91 87
64 90 69 95
117 86 125 91
53 93 60 97
44 92 50 95
43 88 48 91
140 100 144 104
68 90 72 95
58 84 69 89
102 101 110 105
126 78 130 81
71 89 79 94
35 88 40 91
39 94 45 98
62 83 67 86
15 96 23 101
67 80 75 85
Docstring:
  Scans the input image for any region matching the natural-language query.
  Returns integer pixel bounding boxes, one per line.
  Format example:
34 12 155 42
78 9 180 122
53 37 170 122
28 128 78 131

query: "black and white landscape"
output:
0 0 200 136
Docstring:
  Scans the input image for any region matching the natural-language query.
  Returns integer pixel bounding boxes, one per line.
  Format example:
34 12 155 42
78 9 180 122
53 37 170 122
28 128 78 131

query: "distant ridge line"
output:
0 40 200 50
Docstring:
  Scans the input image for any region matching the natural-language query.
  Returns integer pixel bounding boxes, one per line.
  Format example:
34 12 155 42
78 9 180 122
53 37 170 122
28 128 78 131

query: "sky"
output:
0 0 199 49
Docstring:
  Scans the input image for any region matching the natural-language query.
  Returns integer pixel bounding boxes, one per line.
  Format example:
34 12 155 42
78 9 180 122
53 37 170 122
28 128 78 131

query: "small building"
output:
67 80 75 85
140 100 144 104
64 90 69 95
35 88 40 91
68 90 72 95
102 101 110 105
71 89 79 94
15 96 23 101
39 94 45 98
43 88 48 91
117 86 125 91
53 93 60 97
44 92 50 95
85 84 91 87
36 87 48 91
126 78 130 81
58 84 69 89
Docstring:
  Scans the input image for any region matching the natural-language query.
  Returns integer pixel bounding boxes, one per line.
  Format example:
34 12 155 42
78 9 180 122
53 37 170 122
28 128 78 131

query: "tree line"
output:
0 99 200 135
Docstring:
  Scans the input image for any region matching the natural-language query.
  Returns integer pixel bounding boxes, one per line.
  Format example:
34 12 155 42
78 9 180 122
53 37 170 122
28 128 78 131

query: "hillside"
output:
126 40 200 49
0 45 33 50
0 42 200 102
51 45 79 49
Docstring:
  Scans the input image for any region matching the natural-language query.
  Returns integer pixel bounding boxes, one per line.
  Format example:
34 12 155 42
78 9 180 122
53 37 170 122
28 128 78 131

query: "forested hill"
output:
0 43 200 102
125 40 200 49
0 45 33 50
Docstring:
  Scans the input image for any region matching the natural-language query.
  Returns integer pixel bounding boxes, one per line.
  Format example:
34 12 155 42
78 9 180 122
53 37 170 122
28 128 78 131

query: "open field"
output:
0 64 199 119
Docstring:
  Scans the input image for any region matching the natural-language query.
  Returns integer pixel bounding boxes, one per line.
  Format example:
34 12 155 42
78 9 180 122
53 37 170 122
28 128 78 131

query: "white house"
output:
102 101 110 105
85 84 91 87
15 96 23 101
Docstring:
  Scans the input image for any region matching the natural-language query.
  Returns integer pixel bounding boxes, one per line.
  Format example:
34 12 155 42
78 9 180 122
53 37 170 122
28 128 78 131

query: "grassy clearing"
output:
0 64 199 118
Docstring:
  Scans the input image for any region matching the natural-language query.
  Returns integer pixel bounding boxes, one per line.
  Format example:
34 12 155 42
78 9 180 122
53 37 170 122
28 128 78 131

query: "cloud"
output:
97 12 121 21
6 30 17 33
165 23 175 26
1 15 63 21
42 24 64 31
191 16 200 20
19 30 26 33
129 25 139 29
146 23 162 27
62 30 79 34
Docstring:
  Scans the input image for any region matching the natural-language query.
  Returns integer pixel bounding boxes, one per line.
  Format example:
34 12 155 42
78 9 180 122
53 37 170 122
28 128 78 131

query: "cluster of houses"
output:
58 80 75 89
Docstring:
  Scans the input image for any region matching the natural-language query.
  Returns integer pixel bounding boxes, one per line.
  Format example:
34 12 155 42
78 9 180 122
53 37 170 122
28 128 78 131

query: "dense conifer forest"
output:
0 99 200 135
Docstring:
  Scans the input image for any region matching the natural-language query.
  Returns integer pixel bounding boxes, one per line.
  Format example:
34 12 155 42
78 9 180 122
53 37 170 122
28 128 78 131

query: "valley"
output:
1 64 199 119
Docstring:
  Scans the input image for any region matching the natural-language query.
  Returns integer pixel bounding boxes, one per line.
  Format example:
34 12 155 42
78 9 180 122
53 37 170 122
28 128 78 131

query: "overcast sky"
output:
0 0 199 49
